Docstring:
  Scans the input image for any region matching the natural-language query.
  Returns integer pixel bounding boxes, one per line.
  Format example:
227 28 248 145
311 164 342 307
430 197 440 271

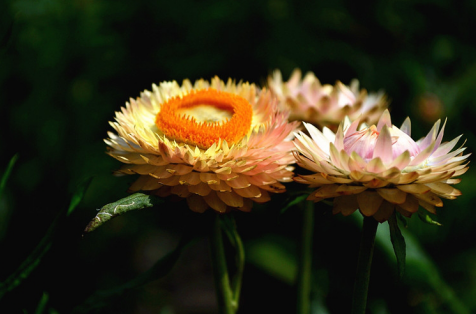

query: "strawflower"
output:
105 77 298 213
268 69 388 129
293 110 469 222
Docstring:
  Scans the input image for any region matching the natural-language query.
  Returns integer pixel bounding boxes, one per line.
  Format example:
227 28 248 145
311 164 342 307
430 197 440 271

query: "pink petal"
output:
372 125 393 164
400 117 411 136
377 109 392 131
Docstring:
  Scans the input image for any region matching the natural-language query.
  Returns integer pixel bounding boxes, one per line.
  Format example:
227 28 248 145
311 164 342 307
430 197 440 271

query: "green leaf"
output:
388 212 406 279
0 154 18 201
0 178 91 300
34 292 49 314
72 234 195 314
417 209 442 226
280 193 309 214
83 193 164 233
67 177 93 216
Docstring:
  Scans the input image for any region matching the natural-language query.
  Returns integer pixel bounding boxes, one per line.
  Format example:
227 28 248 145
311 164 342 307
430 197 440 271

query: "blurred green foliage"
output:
1 0 475 313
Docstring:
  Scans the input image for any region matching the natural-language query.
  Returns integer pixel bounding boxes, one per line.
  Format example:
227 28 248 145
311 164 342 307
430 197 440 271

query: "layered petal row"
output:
268 69 388 129
106 77 299 213
293 110 469 222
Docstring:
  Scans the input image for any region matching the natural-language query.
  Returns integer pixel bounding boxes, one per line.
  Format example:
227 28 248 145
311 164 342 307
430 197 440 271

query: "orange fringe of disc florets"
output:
155 89 253 149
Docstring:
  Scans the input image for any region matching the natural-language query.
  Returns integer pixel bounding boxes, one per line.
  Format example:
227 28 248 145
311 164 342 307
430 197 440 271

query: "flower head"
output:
293 110 469 222
268 69 388 129
106 77 298 213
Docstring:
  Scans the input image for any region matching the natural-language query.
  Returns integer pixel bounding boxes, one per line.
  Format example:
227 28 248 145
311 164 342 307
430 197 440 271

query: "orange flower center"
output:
155 89 253 149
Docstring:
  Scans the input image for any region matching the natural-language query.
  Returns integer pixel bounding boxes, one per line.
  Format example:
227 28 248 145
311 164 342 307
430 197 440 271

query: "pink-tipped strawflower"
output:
268 69 389 129
293 109 469 222
106 77 299 213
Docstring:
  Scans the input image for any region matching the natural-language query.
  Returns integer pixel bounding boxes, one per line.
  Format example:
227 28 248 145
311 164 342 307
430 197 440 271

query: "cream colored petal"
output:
413 191 443 207
425 182 461 197
187 194 209 213
396 184 431 194
377 188 407 204
389 151 411 170
357 191 384 216
387 172 419 184
366 157 386 173
414 171 453 184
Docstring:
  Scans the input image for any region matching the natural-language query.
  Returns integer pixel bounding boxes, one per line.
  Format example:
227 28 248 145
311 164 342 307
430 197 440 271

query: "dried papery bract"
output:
106 77 299 213
293 109 469 222
268 69 389 130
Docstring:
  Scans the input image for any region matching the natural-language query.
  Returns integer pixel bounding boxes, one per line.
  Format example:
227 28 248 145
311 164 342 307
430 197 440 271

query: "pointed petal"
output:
366 157 386 173
396 184 431 194
400 117 411 136
389 151 411 170
377 109 392 131
373 125 393 164
377 188 407 204
413 191 443 207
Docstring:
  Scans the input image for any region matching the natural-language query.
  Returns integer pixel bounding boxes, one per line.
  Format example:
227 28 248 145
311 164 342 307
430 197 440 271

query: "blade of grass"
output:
0 177 92 300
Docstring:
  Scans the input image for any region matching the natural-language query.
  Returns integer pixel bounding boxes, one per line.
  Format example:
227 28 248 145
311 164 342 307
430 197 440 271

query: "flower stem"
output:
297 201 314 314
210 214 235 314
352 216 379 314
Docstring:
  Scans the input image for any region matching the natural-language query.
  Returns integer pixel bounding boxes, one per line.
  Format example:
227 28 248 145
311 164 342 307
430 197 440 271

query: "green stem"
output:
210 215 235 314
297 201 314 314
230 226 245 310
352 216 379 314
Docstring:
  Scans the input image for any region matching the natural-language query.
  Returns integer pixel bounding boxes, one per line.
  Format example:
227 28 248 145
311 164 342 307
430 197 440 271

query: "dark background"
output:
1 0 475 313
